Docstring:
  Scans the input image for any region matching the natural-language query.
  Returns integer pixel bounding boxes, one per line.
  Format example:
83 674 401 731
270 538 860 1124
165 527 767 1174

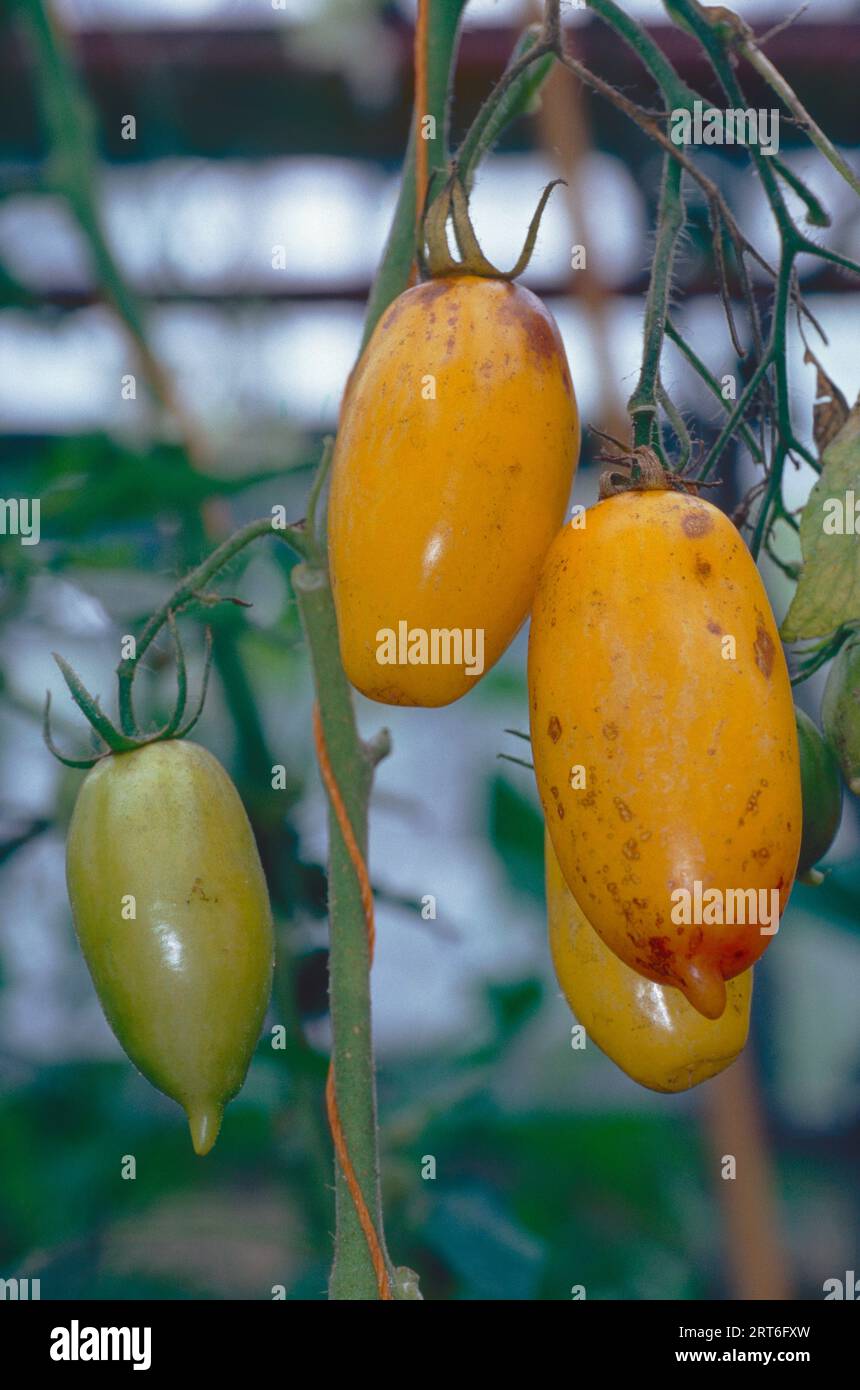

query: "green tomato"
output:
66 740 274 1155
796 707 842 878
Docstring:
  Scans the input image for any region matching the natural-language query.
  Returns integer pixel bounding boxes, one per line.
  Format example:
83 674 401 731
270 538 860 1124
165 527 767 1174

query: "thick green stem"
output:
291 562 392 1301
361 0 468 350
749 258 793 559
629 157 685 453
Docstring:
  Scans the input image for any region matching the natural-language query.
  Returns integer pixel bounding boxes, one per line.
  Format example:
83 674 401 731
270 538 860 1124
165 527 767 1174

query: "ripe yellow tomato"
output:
66 740 274 1154
546 834 751 1092
328 275 579 706
529 490 800 1020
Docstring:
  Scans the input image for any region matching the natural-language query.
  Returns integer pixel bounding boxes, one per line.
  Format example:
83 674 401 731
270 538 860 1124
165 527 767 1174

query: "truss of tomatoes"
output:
59 226 852 1156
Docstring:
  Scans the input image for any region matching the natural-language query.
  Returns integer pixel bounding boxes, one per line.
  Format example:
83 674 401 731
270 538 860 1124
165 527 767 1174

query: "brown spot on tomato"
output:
622 838 640 861
374 684 418 706
550 786 559 799
681 509 713 538
613 797 633 822
707 620 722 635
603 722 619 740
754 621 775 677
695 555 712 580
418 280 454 308
548 715 562 742
557 803 565 819
647 936 674 968
522 311 558 363
189 878 214 903
498 290 559 365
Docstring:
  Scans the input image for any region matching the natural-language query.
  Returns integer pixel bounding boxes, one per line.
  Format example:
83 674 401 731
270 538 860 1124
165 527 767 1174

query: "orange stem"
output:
312 704 391 1301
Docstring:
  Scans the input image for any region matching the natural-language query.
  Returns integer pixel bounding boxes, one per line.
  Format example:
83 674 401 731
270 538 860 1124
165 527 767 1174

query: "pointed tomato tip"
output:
186 1101 223 1156
681 962 727 1021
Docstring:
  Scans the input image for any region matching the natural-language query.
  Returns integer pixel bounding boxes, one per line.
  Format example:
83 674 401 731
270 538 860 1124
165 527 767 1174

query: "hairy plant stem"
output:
629 157 685 454
736 28 860 200
115 517 314 735
577 0 859 548
361 0 468 350
292 563 393 1299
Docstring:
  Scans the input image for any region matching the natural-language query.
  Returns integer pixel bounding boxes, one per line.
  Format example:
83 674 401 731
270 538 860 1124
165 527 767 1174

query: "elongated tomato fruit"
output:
328 275 579 706
529 491 801 1020
66 741 274 1155
546 833 751 1092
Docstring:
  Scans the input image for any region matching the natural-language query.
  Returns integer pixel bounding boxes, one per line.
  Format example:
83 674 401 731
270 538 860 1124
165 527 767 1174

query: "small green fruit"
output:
66 740 274 1154
796 708 842 877
821 634 860 796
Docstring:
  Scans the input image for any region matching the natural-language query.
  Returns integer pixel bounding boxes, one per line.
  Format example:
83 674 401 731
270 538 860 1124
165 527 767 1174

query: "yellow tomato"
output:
529 490 800 1020
66 740 274 1155
328 275 579 706
546 833 751 1092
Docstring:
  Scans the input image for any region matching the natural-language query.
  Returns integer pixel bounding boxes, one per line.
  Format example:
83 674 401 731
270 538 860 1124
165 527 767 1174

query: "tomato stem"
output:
292 559 395 1300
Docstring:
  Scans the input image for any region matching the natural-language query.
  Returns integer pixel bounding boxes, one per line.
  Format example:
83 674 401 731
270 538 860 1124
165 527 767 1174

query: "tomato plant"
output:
29 0 860 1303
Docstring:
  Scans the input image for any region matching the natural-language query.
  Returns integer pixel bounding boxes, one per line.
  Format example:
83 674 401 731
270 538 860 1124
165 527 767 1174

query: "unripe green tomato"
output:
796 708 842 877
821 634 860 796
66 740 274 1155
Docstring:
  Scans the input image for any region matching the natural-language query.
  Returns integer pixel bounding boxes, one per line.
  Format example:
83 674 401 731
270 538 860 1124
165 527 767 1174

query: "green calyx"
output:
43 617 213 770
422 170 564 281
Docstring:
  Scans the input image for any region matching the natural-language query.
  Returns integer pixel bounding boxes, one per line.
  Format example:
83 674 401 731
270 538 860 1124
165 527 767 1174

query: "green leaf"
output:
781 397 860 641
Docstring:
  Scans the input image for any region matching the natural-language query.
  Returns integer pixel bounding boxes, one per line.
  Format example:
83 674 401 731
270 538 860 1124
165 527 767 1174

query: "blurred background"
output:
1 0 859 1300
